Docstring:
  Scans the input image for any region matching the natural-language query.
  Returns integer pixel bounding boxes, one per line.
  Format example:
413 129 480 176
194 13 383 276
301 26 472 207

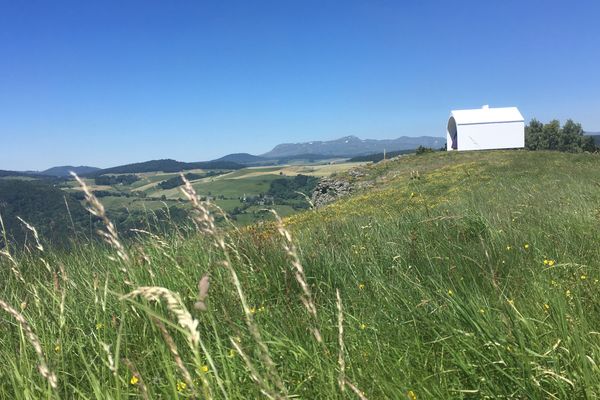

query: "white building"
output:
447 105 524 151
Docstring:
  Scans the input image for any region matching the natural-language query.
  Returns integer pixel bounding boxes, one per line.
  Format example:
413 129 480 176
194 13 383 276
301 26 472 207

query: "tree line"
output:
525 119 596 152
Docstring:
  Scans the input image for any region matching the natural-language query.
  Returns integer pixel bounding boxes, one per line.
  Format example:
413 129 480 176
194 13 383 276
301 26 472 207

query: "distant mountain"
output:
261 135 444 158
212 153 269 164
40 165 100 177
212 152 341 166
88 159 244 176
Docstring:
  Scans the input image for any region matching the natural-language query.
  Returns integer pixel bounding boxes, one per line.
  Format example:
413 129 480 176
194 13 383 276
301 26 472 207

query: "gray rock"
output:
311 178 353 208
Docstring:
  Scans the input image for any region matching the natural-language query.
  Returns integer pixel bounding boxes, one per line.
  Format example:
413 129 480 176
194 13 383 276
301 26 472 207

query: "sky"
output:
1 0 599 170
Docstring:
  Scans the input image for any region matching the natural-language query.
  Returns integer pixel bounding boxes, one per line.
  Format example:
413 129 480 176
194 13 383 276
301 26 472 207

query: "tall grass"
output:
1 150 599 399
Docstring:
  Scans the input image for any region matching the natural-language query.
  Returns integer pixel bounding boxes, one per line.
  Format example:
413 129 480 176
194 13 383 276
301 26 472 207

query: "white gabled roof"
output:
451 106 523 125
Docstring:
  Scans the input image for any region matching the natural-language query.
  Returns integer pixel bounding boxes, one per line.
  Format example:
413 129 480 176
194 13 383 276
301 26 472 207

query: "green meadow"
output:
2 150 600 399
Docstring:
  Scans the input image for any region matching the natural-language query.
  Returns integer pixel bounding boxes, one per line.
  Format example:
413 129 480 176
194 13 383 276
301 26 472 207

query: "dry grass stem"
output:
345 379 368 400
122 358 149 400
230 338 281 400
152 318 196 394
58 264 68 329
179 176 285 396
0 249 26 283
271 211 322 343
130 228 168 247
71 172 130 264
122 286 200 347
180 174 224 250
0 212 8 250
0 298 57 388
17 216 44 251
224 260 287 395
336 289 345 393
40 257 52 273
194 274 210 311
100 342 117 376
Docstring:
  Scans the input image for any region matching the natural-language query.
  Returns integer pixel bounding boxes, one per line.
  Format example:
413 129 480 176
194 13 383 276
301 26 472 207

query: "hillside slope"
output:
0 179 90 246
2 150 600 399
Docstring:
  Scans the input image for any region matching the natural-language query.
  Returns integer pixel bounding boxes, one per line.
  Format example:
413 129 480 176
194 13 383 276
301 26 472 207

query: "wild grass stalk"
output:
17 216 44 251
71 172 130 265
0 298 57 388
152 317 195 393
272 211 322 344
180 174 287 396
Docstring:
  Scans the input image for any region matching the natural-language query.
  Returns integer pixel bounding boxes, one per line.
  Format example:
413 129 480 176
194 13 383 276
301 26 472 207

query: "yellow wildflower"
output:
176 381 187 392
54 345 61 353
448 289 454 296
543 303 550 311
506 245 511 251
258 305 265 312
523 243 529 250
479 309 485 314
580 275 587 280
408 390 417 400
201 365 209 373
548 260 555 266
95 322 104 330
358 283 365 290
249 307 256 314
228 349 236 358
360 323 367 330
130 375 139 385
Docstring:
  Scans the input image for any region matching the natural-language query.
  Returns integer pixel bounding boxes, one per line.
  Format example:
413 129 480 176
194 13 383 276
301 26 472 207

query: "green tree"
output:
525 118 596 152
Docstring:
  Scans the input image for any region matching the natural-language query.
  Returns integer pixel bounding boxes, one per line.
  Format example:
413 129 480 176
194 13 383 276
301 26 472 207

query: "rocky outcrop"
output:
311 178 353 208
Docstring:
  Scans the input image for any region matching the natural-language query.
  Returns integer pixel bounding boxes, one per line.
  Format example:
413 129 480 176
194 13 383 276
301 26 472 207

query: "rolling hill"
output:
87 158 245 176
211 153 270 164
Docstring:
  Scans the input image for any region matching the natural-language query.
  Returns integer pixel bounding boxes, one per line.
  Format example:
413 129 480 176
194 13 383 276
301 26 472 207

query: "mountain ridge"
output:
260 135 444 158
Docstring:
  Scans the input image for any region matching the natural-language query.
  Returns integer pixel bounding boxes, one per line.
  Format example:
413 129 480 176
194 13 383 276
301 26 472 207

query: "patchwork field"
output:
61 162 364 223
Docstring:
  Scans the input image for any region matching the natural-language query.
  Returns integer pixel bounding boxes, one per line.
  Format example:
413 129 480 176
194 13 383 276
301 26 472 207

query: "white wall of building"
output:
455 121 524 151
446 106 524 151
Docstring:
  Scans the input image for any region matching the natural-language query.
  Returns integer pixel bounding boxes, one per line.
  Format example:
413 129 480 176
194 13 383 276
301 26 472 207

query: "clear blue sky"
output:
1 0 599 170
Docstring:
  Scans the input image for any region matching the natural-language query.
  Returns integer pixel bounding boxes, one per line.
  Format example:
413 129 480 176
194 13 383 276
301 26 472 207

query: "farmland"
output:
60 162 363 225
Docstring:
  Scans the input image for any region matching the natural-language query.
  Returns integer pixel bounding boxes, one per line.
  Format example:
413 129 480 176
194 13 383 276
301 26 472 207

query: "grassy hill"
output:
1 150 600 398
